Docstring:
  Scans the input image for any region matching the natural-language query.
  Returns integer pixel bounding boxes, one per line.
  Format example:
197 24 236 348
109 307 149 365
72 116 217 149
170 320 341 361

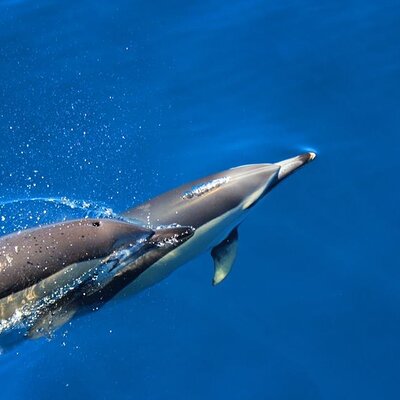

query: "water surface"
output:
0 1 399 399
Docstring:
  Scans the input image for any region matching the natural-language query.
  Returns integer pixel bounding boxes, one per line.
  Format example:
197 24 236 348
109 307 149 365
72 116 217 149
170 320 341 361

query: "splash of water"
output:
0 196 150 348
0 197 140 235
0 241 146 338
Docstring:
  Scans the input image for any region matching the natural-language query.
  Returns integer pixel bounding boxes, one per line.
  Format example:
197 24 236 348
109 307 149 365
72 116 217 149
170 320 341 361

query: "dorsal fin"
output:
211 227 239 285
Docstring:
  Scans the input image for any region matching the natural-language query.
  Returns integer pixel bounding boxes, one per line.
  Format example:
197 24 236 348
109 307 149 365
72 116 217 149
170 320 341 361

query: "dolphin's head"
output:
123 152 316 229
229 151 317 210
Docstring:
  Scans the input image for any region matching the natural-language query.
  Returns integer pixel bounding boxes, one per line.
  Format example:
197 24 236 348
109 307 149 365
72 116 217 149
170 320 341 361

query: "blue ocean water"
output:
0 0 399 398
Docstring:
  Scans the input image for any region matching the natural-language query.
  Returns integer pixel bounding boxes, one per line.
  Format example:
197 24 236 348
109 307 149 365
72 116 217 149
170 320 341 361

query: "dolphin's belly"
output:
117 207 246 298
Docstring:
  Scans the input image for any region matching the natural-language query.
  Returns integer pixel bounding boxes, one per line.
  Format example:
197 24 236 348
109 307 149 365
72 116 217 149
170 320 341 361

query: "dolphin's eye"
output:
182 177 230 199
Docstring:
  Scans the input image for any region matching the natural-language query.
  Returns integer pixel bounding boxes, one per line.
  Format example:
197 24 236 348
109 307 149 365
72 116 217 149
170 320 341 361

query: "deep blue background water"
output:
0 0 399 398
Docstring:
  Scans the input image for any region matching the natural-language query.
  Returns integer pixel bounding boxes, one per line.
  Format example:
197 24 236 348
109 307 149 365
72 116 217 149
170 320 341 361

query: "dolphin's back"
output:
0 219 152 299
123 164 279 228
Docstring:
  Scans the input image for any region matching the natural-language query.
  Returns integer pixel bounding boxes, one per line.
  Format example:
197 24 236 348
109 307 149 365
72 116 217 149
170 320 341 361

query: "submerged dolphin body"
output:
121 152 316 294
0 218 194 339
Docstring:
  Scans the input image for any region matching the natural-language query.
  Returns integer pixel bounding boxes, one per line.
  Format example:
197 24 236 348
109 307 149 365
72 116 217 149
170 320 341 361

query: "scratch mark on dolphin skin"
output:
182 177 231 199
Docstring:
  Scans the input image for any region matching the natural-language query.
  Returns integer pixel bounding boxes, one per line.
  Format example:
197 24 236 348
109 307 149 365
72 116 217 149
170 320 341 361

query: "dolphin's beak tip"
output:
275 151 317 181
307 151 317 161
299 151 317 164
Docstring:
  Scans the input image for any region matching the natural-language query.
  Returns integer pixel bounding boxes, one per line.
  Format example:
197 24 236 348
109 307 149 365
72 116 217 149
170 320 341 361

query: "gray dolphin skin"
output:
121 152 316 293
0 219 151 299
0 218 194 339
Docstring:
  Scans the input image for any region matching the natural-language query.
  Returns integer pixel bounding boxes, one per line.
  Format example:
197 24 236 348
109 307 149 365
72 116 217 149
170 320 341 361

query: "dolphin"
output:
0 152 315 343
0 218 194 338
120 152 316 294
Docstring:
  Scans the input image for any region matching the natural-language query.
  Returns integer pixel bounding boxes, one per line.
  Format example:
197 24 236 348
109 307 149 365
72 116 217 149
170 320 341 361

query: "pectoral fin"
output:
27 306 77 339
211 227 239 286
